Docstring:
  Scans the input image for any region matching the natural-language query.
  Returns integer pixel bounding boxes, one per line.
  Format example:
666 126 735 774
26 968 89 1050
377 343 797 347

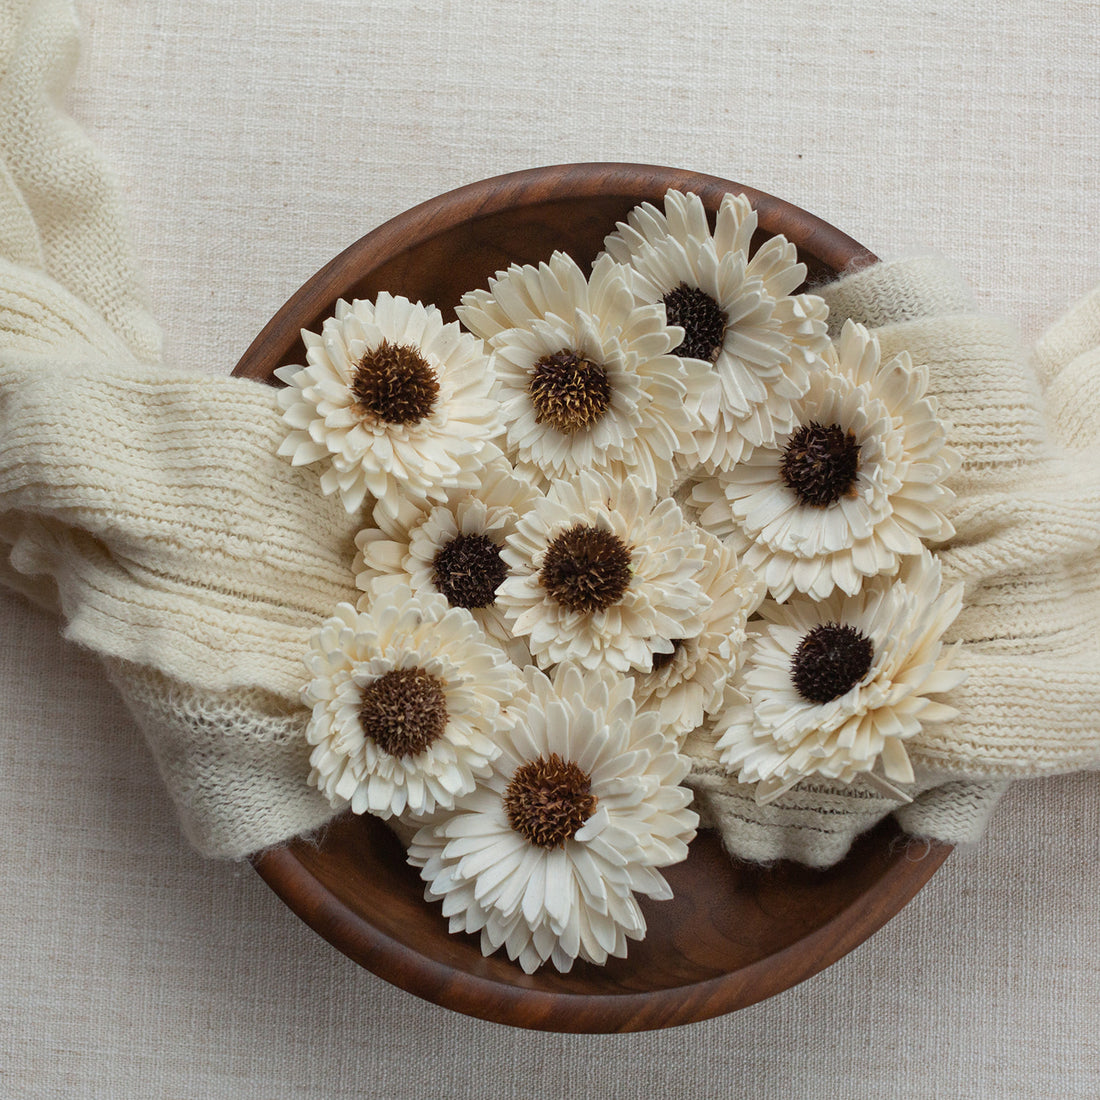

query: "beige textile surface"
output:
2 0 1098 1096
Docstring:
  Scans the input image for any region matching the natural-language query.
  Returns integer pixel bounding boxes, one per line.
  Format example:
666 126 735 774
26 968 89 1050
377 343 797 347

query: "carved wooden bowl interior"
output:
237 163 951 1033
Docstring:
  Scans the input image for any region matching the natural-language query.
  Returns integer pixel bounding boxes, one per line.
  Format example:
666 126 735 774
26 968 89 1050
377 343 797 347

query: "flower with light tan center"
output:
457 251 708 494
528 350 612 434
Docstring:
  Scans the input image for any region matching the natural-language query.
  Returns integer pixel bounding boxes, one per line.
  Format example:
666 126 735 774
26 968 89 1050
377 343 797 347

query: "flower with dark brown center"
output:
528 350 612 434
538 524 633 613
662 282 728 363
432 532 508 610
351 339 440 425
358 667 449 757
790 622 874 704
780 421 861 507
650 638 685 673
503 753 598 848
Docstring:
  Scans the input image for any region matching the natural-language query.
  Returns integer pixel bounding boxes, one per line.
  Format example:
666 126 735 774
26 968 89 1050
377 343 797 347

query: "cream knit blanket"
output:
1 0 1098 864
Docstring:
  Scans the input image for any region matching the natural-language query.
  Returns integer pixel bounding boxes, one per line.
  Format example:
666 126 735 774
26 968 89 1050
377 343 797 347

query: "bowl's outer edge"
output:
236 162 945 1033
253 831 950 1033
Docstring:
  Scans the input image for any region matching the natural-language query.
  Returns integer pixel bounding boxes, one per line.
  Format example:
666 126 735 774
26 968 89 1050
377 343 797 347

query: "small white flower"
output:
456 251 708 495
715 550 966 802
353 445 539 665
301 588 520 819
692 320 959 602
497 470 711 674
275 293 501 515
632 528 764 742
407 662 699 973
603 189 831 471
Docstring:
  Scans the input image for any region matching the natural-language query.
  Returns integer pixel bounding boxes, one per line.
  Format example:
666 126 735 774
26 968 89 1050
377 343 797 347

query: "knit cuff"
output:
816 252 976 337
688 762 909 868
105 659 339 859
1033 282 1100 387
0 353 362 701
894 779 1009 848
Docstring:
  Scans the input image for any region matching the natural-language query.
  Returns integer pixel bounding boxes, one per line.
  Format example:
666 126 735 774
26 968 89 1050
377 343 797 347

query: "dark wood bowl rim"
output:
233 162 877 382
238 162 947 1032
254 829 949 1032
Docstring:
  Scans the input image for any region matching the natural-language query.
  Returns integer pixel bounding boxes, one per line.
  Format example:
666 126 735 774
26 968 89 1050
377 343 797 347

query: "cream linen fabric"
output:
2 0 1099 1097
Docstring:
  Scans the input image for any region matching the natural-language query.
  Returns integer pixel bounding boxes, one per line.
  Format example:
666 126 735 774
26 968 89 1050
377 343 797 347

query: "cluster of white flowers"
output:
276 190 965 973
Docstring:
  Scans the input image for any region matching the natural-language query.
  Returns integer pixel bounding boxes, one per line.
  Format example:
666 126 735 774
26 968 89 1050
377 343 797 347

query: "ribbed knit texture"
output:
0 0 160 366
683 259 1100 866
0 0 349 858
1 0 1097 865
105 660 336 858
0 355 363 697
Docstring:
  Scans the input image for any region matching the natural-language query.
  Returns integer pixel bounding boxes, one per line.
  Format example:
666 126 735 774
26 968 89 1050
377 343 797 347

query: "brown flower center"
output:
790 623 874 704
539 524 632 613
351 339 439 425
650 638 685 673
780 421 861 507
432 532 508 610
528 349 612 434
358 667 448 757
503 753 597 848
662 283 727 363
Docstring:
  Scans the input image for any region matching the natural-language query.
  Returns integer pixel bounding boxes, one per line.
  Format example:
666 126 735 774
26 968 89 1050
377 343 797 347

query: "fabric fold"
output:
0 0 1097 865
0 353 363 699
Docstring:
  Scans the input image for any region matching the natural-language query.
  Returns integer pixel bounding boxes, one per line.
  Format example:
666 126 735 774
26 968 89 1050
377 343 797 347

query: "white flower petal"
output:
715 551 965 795
406 662 697 973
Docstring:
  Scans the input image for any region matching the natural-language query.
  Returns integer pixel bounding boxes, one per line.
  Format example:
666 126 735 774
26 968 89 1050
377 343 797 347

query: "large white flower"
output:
353 445 539 665
275 293 501 516
714 550 965 802
602 189 831 471
456 251 709 495
692 320 959 602
632 528 764 743
407 662 699 973
301 588 520 819
497 470 711 673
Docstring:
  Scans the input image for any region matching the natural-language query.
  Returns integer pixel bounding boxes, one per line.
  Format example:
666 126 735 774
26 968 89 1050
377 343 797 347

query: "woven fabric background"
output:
2 0 1098 1096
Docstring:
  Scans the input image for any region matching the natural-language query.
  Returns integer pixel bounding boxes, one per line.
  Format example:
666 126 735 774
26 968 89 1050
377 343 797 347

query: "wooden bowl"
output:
236 163 951 1032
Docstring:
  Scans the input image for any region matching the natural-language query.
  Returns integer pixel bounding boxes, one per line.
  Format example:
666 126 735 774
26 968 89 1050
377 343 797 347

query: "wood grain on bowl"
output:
237 163 944 1032
233 163 876 383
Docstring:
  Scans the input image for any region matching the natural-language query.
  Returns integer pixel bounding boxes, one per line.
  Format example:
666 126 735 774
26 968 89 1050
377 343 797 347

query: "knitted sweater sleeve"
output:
0 0 350 856
684 258 1100 867
2 0 1098 865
